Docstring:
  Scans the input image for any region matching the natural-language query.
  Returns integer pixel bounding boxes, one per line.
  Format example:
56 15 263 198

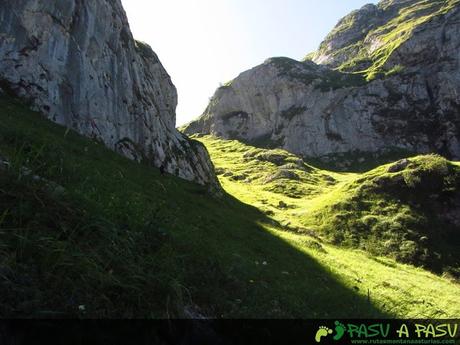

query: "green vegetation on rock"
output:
309 0 460 80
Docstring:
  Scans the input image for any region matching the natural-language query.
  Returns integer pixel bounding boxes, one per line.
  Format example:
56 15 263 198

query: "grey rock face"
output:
0 0 217 186
185 0 460 161
309 3 382 67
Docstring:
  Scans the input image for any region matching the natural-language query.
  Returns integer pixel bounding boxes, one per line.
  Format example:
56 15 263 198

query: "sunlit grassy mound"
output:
212 140 337 199
309 155 460 277
197 135 460 281
195 135 342 223
197 135 460 317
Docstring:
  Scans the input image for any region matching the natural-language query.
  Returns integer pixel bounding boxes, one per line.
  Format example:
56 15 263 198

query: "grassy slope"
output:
0 95 386 318
0 95 458 318
306 155 460 275
197 135 460 318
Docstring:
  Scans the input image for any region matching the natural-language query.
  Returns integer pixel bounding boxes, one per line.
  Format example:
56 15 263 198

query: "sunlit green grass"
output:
196 135 349 228
279 229 459 318
197 135 460 317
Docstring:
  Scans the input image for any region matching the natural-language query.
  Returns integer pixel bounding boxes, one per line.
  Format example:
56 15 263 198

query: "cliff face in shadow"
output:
0 0 217 186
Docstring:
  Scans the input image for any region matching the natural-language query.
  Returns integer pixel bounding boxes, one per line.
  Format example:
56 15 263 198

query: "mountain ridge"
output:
184 0 460 163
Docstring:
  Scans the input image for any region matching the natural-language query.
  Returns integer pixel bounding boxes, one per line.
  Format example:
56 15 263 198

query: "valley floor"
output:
197 135 460 318
0 95 458 318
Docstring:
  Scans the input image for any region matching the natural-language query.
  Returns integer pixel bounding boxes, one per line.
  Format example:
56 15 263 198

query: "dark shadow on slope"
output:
0 95 391 318
198 191 392 318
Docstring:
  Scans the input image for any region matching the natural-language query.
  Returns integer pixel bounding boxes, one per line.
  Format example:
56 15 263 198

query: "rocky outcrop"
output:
184 0 460 161
0 0 217 186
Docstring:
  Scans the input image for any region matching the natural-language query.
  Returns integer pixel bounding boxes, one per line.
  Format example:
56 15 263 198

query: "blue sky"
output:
121 0 377 126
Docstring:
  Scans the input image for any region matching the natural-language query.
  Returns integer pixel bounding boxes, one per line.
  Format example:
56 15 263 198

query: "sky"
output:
121 0 377 126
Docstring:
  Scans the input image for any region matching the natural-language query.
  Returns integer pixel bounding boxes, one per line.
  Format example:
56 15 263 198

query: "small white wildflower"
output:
262 261 268 265
78 305 86 311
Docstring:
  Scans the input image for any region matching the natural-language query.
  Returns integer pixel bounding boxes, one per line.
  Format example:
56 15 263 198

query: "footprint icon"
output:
333 321 346 341
315 326 333 343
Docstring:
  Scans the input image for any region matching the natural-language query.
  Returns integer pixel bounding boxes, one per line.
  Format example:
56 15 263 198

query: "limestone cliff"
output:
184 0 460 162
0 0 217 185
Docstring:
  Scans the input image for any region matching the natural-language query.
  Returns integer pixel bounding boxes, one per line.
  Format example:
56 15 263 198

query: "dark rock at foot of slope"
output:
184 0 460 161
0 0 217 186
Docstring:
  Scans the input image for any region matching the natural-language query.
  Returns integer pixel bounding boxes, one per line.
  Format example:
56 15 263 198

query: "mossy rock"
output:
264 169 300 183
